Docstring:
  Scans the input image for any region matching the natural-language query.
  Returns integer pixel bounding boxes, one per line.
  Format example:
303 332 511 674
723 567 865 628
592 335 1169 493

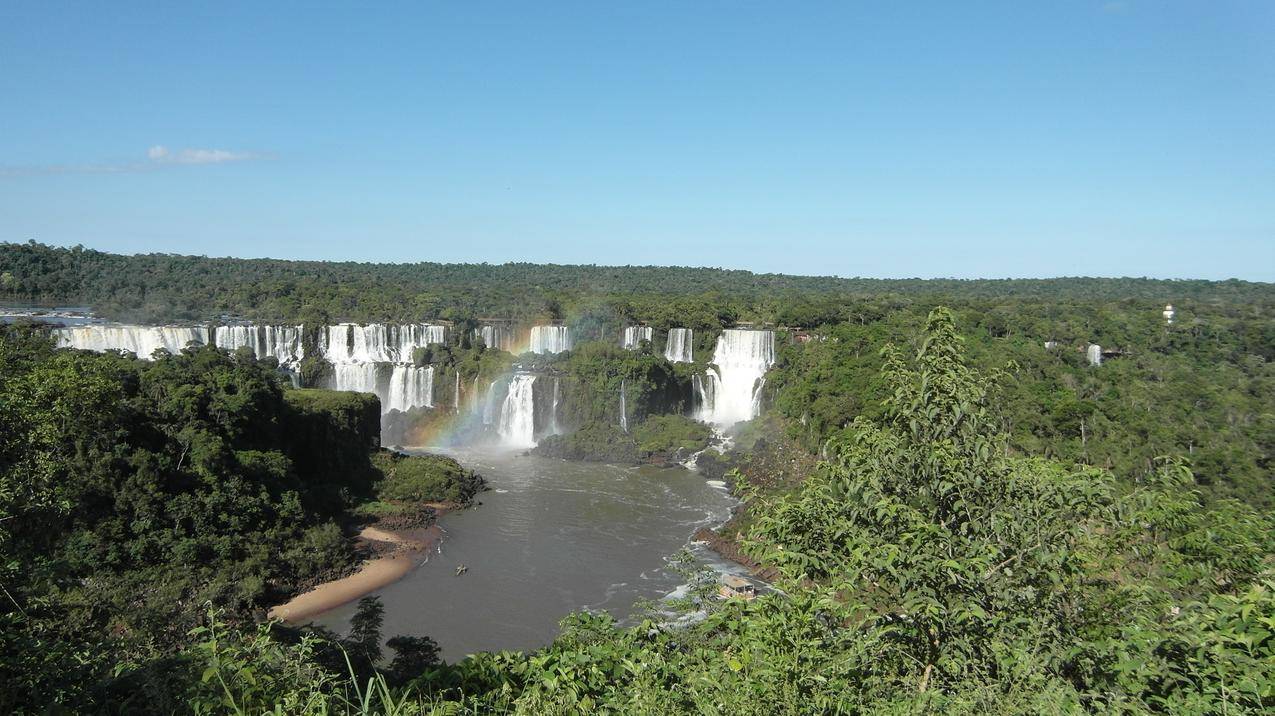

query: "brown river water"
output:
311 445 743 661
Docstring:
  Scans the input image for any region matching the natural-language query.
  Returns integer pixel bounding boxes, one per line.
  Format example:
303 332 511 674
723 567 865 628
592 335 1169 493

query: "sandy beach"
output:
268 523 444 623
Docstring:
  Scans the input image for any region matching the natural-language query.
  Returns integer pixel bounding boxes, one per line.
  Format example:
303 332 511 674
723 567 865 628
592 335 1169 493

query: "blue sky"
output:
2 1 1272 279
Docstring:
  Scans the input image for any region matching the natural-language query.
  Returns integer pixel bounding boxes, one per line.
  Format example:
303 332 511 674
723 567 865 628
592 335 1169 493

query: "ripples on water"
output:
314 446 745 660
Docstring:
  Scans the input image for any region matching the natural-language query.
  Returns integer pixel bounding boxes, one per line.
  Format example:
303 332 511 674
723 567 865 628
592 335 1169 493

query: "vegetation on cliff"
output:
0 327 482 712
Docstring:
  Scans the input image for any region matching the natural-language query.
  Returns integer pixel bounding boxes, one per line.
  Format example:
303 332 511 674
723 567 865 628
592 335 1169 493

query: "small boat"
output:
455 564 468 576
717 575 756 600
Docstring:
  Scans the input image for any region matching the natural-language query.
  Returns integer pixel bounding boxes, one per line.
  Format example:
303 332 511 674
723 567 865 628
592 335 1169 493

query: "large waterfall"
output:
321 323 445 363
498 374 539 448
324 363 435 413
697 329 775 428
213 325 304 365
54 325 209 358
622 326 652 350
529 326 571 354
664 328 693 363
473 325 516 352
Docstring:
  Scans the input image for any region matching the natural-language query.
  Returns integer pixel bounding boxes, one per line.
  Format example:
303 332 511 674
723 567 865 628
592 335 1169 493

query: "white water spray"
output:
321 323 445 363
697 330 775 428
622 326 652 350
212 325 305 365
54 324 209 358
664 328 693 363
619 378 629 433
498 374 539 448
529 326 571 354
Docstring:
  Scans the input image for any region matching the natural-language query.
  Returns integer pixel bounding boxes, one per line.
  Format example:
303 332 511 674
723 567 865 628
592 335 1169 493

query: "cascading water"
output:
213 325 304 365
529 326 571 354
663 328 693 363
483 379 501 425
550 377 562 435
454 372 461 413
318 323 445 415
324 363 435 413
321 323 445 363
327 363 381 396
619 378 629 433
697 329 775 428
497 374 538 448
692 372 715 421
622 326 652 350
54 325 209 358
1087 344 1103 366
384 365 435 412
473 325 516 352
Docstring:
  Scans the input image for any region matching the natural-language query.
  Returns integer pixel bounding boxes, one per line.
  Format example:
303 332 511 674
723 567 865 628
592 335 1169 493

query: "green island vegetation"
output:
534 415 712 465
369 451 486 506
1 242 1273 713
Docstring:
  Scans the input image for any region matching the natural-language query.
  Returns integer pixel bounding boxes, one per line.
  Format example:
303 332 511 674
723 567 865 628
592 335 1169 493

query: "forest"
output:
2 240 1272 326
1 244 1273 713
0 327 483 711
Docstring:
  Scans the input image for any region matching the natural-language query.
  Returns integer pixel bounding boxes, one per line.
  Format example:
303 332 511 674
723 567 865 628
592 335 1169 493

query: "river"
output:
313 445 742 660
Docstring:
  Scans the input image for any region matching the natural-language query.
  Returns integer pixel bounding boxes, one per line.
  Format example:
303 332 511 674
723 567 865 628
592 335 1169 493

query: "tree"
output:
746 308 1113 697
386 635 440 685
346 596 385 666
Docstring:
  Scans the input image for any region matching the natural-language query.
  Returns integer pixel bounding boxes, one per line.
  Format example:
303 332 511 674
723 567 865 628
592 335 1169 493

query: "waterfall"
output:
664 328 693 363
550 377 562 435
321 323 445 363
622 326 652 350
1087 344 1103 366
473 325 516 352
212 325 304 365
692 372 716 421
483 379 501 425
699 329 775 427
54 324 209 358
325 363 434 413
471 375 481 413
619 378 629 433
326 363 381 396
454 371 461 413
498 374 538 448
385 365 435 412
529 326 571 354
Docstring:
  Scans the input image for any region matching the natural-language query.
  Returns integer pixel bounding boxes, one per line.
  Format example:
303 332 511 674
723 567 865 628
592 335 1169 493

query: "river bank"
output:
268 504 458 623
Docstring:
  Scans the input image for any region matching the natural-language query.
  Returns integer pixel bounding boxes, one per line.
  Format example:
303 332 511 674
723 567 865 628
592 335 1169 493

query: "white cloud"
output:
1 145 272 177
149 146 263 165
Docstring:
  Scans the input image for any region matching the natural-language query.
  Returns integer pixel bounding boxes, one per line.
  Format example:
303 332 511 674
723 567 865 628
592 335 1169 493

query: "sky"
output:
1 1 1272 280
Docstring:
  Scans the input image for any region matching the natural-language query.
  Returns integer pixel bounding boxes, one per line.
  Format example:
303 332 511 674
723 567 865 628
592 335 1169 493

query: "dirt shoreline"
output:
268 503 457 623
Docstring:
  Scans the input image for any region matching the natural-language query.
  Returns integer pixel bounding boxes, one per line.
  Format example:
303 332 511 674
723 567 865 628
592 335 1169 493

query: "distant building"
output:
718 575 757 600
1163 304 1175 324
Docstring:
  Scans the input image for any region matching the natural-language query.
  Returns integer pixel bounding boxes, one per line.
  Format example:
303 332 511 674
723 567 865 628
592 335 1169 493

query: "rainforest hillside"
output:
2 241 1272 325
